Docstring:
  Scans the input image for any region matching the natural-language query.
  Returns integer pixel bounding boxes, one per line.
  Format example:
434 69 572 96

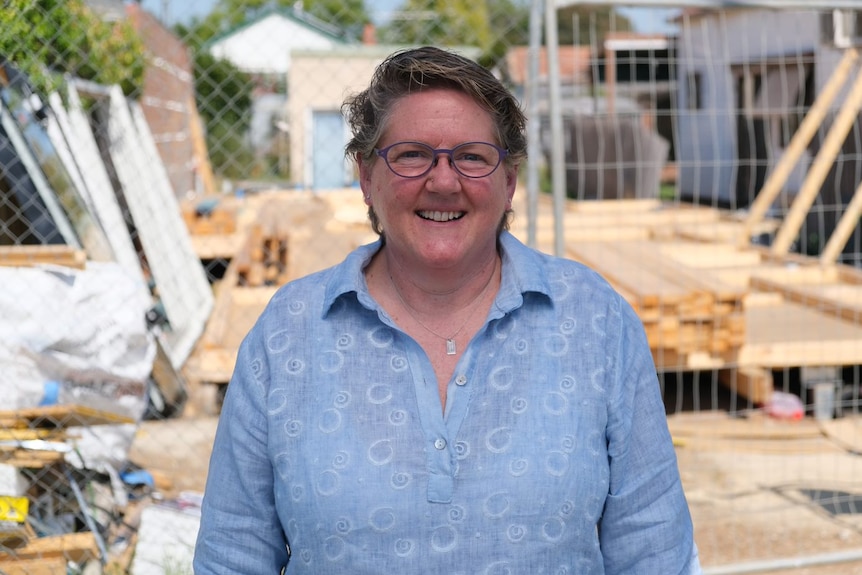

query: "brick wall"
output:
127 4 198 199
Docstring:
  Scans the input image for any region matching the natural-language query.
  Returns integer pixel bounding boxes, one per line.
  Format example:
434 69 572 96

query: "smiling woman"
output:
193 45 703 575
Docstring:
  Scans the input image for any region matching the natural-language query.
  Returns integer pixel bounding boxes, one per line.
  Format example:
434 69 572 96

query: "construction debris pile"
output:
0 53 212 573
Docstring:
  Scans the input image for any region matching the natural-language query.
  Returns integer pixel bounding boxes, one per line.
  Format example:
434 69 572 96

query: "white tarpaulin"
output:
0 261 155 420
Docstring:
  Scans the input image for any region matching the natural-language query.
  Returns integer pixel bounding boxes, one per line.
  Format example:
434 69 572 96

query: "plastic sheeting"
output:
0 261 155 420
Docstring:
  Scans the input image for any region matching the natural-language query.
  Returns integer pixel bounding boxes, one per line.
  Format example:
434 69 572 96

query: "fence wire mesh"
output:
3 0 862 573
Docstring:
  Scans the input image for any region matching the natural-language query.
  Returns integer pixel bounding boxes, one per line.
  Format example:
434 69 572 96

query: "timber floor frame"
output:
181 189 862 408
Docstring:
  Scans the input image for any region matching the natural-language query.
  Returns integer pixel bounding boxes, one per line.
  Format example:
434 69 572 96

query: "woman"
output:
194 46 702 574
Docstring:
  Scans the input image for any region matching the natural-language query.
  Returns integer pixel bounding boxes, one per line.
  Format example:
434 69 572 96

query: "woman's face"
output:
359 88 517 273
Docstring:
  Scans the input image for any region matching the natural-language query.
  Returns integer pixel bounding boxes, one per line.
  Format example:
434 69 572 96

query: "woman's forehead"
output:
382 89 497 142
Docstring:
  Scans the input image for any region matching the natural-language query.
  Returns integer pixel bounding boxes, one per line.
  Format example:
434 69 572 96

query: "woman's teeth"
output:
418 211 463 222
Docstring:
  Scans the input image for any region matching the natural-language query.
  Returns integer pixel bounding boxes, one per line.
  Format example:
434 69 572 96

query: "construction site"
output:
4 1 862 574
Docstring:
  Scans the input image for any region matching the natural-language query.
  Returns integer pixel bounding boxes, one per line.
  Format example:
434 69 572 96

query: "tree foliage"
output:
379 0 498 54
557 5 633 46
192 52 252 129
376 1 629 70
0 0 145 97
377 0 532 71
186 48 254 180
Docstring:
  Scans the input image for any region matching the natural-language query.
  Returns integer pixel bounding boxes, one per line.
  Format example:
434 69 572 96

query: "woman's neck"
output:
381 249 500 314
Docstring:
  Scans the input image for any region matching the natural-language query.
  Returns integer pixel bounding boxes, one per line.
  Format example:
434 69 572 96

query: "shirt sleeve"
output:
599 300 702 574
193 326 290 574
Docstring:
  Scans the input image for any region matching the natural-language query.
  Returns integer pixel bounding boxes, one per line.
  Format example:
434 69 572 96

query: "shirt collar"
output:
322 231 553 317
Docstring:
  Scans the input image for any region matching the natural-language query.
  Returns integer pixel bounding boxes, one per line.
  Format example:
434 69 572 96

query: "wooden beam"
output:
568 198 662 213
740 48 859 246
820 177 862 264
183 347 238 384
0 405 134 429
540 204 721 230
0 245 86 269
0 557 68 575
0 532 99 565
188 96 217 197
772 62 862 256
719 367 774 405
749 274 862 325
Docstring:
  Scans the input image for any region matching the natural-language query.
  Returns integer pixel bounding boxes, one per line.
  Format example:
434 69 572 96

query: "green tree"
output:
557 5 632 46
487 0 532 68
378 2 632 64
193 52 252 132
380 0 494 51
296 0 370 40
0 0 145 96
191 50 254 180
378 0 531 69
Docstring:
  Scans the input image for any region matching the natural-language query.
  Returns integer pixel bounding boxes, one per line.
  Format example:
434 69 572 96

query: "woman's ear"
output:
505 165 519 208
358 156 373 205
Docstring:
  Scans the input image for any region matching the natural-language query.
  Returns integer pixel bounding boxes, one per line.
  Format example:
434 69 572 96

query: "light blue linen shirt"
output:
194 231 701 574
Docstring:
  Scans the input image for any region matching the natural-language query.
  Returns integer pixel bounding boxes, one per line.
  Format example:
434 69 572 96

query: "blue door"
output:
312 111 346 190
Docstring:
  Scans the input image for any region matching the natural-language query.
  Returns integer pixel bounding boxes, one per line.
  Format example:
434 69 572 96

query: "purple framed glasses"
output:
375 141 508 178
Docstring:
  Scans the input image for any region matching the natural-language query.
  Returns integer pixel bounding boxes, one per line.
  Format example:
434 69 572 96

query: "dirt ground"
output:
126 395 862 575
672 411 862 574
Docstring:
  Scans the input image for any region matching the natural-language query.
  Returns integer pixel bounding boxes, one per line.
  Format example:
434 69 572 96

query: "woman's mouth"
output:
417 210 464 222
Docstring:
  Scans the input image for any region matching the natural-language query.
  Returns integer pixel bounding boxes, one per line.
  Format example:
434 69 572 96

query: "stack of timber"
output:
183 189 375 390
510 190 862 406
734 252 862 371
181 196 243 262
233 202 290 287
516 195 761 372
0 405 134 573
568 238 746 370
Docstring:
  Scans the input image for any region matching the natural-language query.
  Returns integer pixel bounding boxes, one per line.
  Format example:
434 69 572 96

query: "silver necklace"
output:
389 261 497 356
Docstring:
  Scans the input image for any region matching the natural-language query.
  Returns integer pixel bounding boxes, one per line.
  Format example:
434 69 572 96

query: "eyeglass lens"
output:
381 142 503 178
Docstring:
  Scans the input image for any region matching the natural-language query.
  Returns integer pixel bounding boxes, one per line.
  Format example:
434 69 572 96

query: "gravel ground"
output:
671 411 862 574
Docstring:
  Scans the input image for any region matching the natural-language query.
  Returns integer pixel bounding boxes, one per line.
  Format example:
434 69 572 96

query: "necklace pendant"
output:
446 339 457 355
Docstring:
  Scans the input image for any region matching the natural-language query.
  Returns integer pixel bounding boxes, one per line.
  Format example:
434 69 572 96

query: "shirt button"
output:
455 375 467 386
434 438 447 450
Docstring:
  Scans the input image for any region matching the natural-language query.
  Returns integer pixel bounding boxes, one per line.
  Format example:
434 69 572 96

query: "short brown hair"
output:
343 46 527 236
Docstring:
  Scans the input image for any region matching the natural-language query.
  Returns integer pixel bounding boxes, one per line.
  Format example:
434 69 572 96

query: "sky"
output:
618 7 679 35
137 0 679 35
138 0 402 27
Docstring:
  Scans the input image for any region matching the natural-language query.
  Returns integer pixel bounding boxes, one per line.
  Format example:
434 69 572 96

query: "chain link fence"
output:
3 0 862 573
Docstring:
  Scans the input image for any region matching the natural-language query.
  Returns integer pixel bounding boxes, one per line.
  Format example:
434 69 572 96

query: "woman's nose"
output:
430 153 459 175
427 153 461 188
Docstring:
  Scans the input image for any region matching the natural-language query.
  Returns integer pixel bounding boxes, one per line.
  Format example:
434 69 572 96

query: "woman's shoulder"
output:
266 241 378 310
503 233 619 297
